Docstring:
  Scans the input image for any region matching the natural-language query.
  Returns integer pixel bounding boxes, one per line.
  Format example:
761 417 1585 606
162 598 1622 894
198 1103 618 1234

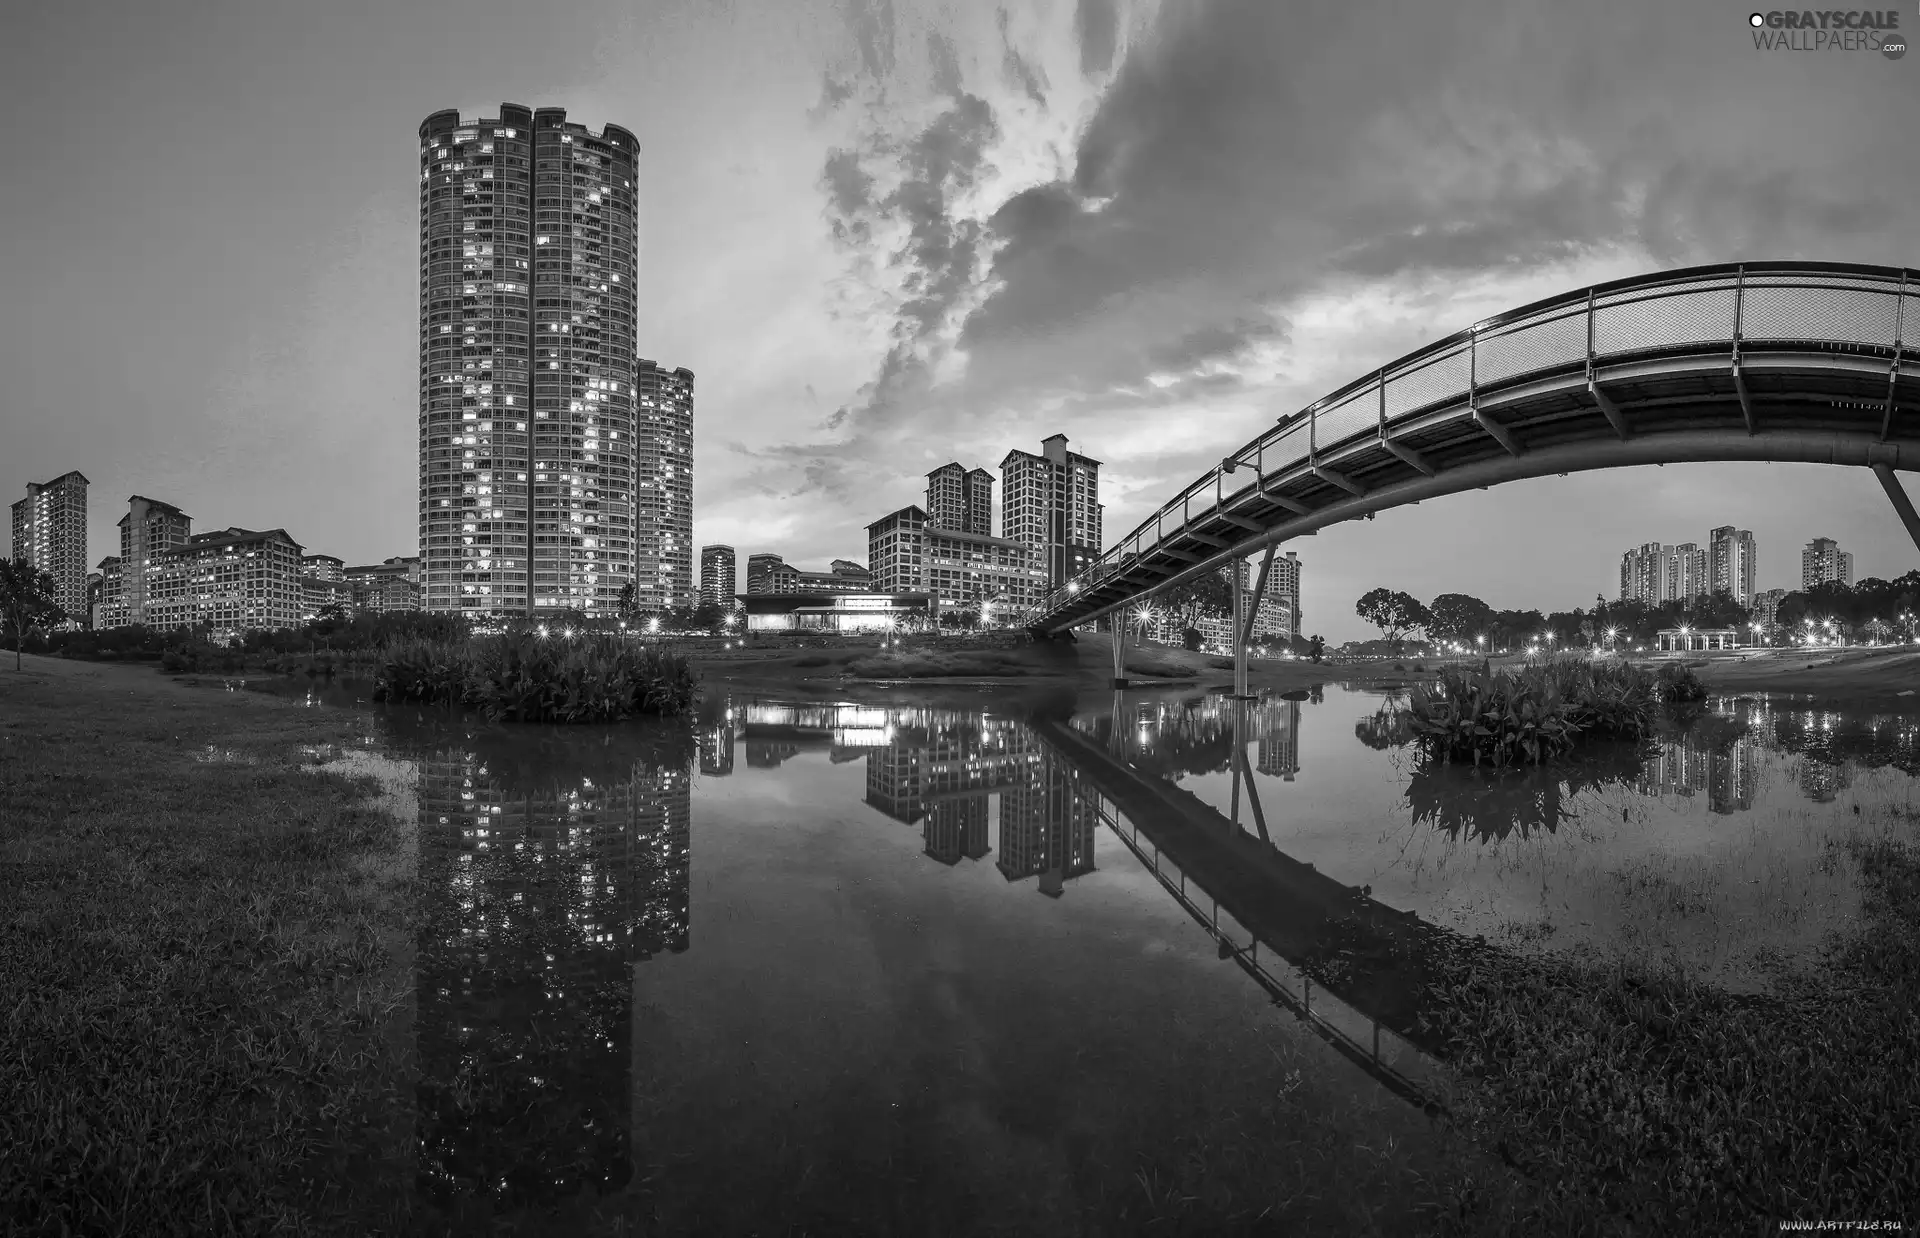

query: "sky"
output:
3 0 1918 643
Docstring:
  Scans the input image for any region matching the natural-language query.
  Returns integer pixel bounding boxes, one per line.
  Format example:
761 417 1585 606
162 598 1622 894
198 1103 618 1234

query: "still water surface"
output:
240 675 1919 1232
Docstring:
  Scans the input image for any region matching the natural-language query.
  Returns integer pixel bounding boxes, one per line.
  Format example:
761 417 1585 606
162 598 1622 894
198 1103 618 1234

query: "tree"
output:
1159 570 1234 634
616 581 638 622
1354 588 1430 655
1308 634 1325 663
0 557 65 671
1426 593 1495 645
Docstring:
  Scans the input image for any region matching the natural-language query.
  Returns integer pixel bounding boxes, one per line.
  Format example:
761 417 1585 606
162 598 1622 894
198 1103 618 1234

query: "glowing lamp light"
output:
648 617 660 633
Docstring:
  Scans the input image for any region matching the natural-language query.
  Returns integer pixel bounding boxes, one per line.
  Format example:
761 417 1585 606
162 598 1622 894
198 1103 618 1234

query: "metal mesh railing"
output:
1037 262 1915 627
1474 309 1587 385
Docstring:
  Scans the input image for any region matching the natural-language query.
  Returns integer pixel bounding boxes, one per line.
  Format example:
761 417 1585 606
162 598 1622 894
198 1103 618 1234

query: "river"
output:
230 673 1920 1232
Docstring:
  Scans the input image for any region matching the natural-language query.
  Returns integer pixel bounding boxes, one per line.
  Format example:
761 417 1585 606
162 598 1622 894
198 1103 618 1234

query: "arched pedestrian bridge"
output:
1032 261 1920 635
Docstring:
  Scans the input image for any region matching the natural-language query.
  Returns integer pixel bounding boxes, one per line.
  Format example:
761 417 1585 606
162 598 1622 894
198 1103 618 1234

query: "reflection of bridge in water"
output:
1033 695 1451 1111
706 692 1455 1107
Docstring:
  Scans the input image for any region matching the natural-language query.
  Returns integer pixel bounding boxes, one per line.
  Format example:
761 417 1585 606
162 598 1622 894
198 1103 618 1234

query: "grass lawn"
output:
1 656 415 1235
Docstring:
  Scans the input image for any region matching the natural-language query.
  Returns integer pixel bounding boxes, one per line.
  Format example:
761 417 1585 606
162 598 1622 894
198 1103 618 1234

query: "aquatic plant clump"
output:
1655 660 1710 703
1406 659 1669 766
372 634 697 722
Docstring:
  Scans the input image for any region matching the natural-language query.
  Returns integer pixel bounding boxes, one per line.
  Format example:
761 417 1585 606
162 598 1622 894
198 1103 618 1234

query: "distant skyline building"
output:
10 470 89 626
1001 434 1103 590
417 103 641 621
745 552 794 595
345 557 423 613
1708 526 1758 606
1753 587 1790 626
634 360 695 611
1620 538 1718 606
744 552 871 595
699 544 736 609
1802 537 1854 590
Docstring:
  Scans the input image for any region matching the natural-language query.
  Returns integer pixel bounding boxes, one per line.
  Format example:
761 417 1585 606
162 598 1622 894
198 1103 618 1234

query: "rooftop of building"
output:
866 504 930 530
19 470 89 489
172 527 302 554
419 104 637 152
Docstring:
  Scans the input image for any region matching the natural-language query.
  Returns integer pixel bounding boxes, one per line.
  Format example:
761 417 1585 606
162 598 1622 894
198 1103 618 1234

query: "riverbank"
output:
0 654 414 1234
1418 829 1920 1233
1684 644 1920 706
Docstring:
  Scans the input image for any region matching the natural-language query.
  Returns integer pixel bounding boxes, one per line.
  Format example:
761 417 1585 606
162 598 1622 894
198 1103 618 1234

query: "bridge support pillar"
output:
1111 605 1129 689
1872 463 1920 555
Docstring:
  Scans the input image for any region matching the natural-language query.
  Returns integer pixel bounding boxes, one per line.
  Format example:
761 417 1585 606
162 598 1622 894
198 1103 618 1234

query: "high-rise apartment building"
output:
634 360 694 610
1708 526 1758 605
1620 541 1668 604
699 544 736 609
1665 543 1708 604
1001 434 1103 589
1802 538 1854 589
966 469 994 538
10 470 89 626
418 104 641 620
1262 550 1302 640
925 464 995 536
926 464 970 533
116 496 193 627
745 553 797 595
1618 541 1701 606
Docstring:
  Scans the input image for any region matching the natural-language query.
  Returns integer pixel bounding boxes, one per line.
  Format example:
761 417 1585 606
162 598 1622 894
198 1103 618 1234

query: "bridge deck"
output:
1035 262 1920 632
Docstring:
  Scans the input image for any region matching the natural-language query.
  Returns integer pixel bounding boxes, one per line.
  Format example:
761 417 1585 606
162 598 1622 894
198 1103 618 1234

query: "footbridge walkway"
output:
1031 262 1920 640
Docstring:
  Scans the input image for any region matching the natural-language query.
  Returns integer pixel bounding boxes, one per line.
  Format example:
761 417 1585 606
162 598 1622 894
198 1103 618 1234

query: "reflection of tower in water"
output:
862 714 1038 869
412 746 690 1217
923 798 991 865
698 717 735 776
1256 700 1302 780
997 750 1100 897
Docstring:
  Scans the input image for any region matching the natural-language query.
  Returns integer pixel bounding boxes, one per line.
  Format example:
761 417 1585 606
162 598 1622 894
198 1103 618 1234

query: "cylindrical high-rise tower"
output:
418 104 640 619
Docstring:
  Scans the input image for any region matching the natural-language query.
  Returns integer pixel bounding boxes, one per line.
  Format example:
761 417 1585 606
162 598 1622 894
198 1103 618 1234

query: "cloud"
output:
780 0 1920 594
844 0 898 79
996 9 1049 106
1073 0 1120 75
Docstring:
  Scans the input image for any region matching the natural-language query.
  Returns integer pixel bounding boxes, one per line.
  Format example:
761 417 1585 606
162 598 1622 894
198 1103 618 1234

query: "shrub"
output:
1406 658 1666 766
1656 661 1709 703
371 634 697 722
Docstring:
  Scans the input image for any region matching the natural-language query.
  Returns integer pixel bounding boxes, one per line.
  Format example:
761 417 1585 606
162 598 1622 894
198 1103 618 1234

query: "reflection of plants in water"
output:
1355 700 1414 751
1405 741 1653 842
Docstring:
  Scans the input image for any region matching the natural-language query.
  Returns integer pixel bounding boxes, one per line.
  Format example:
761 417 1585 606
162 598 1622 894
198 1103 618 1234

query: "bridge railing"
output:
1038 262 1918 624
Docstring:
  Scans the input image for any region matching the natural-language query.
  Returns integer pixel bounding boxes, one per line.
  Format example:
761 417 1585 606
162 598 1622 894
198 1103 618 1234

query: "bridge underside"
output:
1039 350 1920 632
